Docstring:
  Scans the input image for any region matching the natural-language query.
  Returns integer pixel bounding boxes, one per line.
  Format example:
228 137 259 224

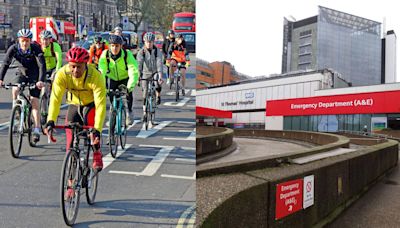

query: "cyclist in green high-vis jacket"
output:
98 34 139 125
40 30 62 74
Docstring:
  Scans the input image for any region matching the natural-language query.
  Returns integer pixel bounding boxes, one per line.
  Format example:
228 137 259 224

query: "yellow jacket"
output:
47 64 107 131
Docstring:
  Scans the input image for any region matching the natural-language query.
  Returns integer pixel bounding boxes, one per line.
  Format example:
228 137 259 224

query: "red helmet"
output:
66 47 89 63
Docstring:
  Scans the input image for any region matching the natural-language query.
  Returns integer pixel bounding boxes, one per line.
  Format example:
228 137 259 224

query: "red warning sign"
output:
275 179 303 220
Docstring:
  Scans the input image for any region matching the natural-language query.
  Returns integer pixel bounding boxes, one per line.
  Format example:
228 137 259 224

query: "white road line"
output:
161 172 196 180
102 120 139 137
166 89 191 96
109 145 174 176
176 121 195 125
178 130 192 132
164 129 195 141
181 147 196 150
102 144 132 170
190 89 196 96
163 97 191 107
0 121 10 130
175 158 195 162
136 121 172 138
133 154 154 159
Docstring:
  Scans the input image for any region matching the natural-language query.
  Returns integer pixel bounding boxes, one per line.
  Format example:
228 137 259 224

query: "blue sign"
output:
245 92 254 99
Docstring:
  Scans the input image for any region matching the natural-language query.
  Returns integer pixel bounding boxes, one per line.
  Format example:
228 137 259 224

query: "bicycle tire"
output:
39 93 49 134
60 150 81 226
109 110 118 158
175 75 179 102
120 107 127 149
27 108 36 147
85 144 98 205
9 105 23 158
145 98 150 130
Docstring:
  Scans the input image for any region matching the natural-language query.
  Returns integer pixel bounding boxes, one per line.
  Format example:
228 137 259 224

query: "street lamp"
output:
75 0 79 39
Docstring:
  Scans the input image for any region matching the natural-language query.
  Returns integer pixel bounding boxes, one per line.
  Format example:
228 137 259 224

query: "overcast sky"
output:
197 0 400 80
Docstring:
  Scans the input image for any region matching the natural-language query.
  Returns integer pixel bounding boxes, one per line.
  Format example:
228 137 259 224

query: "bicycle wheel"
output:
145 98 150 130
60 150 81 226
39 93 49 134
108 110 118 158
9 105 23 158
85 145 99 205
120 107 127 149
175 76 180 102
150 94 156 125
27 108 36 147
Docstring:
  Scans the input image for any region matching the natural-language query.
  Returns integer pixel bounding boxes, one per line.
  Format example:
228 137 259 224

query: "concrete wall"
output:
197 126 234 157
198 139 398 227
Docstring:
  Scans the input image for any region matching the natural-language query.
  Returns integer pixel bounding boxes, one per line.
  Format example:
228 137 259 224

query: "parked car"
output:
179 32 195 53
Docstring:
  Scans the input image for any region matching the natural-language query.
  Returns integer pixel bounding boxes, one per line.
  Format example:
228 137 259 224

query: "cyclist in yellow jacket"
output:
45 47 106 172
98 34 139 125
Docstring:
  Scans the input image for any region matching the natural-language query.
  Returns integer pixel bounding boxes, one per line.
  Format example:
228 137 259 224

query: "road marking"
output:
133 154 154 159
109 145 174 176
60 104 69 109
102 144 132 170
163 97 191 107
181 147 196 150
176 121 195 125
0 121 10 130
161 172 196 180
164 129 195 141
176 205 196 228
166 89 191 96
190 89 196 96
102 120 139 137
136 120 172 138
175 158 195 163
178 130 192 132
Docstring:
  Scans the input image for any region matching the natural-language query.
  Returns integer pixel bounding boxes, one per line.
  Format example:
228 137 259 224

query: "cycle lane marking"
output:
102 144 133 170
136 120 172 138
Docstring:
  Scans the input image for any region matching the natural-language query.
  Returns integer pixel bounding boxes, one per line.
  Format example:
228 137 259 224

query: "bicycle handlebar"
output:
46 123 94 143
1 82 37 90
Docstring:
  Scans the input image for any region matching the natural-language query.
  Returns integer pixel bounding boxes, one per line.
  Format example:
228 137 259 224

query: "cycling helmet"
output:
39 30 53 39
143 32 155 42
94 36 103 43
108 34 123 44
168 29 175 35
66 47 89 63
176 33 184 39
17 29 33 39
114 26 122 32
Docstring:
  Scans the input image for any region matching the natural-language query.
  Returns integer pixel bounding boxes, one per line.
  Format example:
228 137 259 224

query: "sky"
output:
196 0 400 81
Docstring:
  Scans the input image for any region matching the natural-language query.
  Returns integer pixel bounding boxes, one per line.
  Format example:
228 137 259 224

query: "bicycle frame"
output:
8 83 34 133
109 90 126 136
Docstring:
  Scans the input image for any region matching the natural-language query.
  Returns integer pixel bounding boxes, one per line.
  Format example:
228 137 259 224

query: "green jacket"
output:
98 49 139 92
42 42 63 71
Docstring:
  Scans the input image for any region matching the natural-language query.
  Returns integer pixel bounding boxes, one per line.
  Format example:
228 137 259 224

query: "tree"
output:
116 0 152 33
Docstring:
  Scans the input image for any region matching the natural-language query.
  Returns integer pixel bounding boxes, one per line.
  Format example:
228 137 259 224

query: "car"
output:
100 31 140 56
72 39 93 50
179 32 195 53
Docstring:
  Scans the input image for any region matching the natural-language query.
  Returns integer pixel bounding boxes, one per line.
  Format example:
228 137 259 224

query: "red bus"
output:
172 12 195 32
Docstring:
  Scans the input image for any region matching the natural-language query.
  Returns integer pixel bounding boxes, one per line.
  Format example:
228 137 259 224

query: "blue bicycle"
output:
140 74 158 131
107 85 128 158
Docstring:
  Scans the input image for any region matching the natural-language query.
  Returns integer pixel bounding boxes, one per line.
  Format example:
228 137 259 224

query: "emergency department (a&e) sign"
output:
275 179 303 219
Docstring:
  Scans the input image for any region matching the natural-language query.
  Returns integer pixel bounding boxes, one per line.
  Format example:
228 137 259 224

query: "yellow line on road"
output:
176 204 196 228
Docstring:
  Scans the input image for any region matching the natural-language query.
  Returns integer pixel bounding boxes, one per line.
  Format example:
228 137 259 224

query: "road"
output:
0 53 196 227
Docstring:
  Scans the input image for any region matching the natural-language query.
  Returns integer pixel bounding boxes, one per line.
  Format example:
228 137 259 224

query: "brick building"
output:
196 58 249 89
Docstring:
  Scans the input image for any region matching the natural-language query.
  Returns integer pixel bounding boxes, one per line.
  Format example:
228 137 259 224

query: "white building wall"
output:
385 32 397 83
265 116 284 130
315 82 400 96
197 72 330 127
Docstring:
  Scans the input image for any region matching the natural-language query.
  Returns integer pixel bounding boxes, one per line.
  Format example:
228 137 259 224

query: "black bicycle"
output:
4 83 38 158
140 74 158 130
39 70 55 133
48 123 99 226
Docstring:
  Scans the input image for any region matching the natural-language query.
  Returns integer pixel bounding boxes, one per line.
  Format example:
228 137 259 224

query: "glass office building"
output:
282 6 382 86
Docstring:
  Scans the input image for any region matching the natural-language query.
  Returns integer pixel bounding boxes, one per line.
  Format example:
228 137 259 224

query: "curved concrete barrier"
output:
197 126 235 158
197 130 350 177
197 138 399 227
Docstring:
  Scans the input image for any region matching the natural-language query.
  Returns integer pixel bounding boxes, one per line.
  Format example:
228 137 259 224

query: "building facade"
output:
282 6 382 86
0 0 119 48
196 58 249 89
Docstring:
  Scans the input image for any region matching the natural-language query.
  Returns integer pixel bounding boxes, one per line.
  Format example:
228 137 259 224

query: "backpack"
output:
141 45 158 59
105 49 128 74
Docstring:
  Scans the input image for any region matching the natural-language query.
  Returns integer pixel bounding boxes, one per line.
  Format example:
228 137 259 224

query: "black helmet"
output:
168 29 175 35
94 36 102 43
108 34 123 44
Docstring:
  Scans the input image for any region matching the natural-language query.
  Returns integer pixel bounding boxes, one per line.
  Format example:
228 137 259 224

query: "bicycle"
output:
140 74 158 130
107 85 128 158
4 82 38 158
39 70 55 133
170 62 183 102
48 122 99 226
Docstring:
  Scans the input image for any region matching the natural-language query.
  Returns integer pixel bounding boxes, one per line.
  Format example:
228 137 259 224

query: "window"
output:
300 30 312 37
299 54 312 64
299 45 311 55
200 71 212 77
299 36 312 46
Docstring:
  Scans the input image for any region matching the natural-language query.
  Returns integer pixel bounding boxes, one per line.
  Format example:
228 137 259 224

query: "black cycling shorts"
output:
10 75 40 98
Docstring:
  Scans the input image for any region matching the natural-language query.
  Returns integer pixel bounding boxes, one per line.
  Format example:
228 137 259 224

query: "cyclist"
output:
136 32 163 122
45 47 106 172
39 30 63 124
167 33 190 96
88 36 108 67
0 29 45 142
162 29 175 85
98 35 139 126
113 26 128 49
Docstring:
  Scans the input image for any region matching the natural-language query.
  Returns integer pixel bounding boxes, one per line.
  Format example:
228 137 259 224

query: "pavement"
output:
327 154 400 228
